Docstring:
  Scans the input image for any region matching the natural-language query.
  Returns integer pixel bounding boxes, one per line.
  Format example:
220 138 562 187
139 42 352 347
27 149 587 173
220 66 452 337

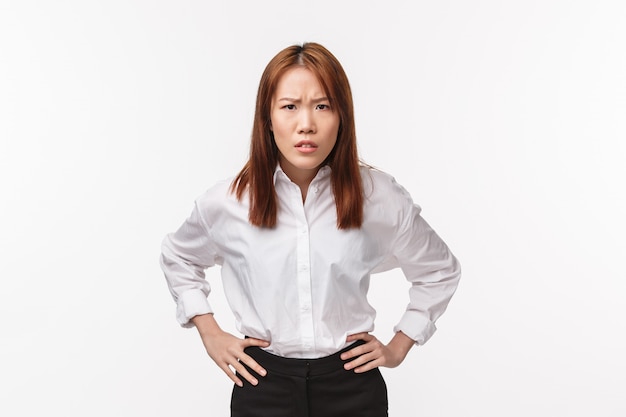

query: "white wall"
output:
1 1 624 416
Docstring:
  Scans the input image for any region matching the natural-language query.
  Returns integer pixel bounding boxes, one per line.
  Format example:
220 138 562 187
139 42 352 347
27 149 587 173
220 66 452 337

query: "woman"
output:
160 42 461 417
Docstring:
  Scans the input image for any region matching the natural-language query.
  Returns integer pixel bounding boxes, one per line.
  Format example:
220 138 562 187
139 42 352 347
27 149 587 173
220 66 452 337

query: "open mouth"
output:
295 141 318 153
295 140 318 149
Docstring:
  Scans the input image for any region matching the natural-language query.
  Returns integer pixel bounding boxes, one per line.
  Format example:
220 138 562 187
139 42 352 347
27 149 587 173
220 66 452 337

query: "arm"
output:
343 178 461 371
161 201 269 386
160 201 217 327
392 210 461 345
341 215 460 372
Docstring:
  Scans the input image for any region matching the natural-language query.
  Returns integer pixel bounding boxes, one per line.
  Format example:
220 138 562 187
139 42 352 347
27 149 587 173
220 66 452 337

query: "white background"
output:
1 1 625 416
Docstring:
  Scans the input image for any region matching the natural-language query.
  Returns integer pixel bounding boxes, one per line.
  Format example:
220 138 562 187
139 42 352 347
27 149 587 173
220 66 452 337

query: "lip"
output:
295 140 318 154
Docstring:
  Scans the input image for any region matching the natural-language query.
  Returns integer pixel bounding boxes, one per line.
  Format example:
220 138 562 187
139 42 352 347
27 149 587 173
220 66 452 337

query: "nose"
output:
297 108 316 134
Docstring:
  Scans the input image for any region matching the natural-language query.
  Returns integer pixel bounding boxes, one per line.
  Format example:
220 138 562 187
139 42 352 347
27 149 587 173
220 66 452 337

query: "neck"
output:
279 162 319 202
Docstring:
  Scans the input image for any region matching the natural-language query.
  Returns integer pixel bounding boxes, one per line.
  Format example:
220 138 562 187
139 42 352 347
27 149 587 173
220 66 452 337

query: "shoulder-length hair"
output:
231 42 363 229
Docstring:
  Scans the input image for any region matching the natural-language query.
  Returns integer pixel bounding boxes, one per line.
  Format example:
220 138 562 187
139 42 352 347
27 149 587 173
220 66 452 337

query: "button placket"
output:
291 183 314 352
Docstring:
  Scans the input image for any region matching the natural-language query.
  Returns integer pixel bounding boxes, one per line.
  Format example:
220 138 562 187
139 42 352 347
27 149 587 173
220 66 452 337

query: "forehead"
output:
273 66 325 96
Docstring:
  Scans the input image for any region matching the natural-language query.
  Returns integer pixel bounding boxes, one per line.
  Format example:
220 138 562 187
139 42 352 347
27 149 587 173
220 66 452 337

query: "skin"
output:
270 66 339 201
192 66 415 388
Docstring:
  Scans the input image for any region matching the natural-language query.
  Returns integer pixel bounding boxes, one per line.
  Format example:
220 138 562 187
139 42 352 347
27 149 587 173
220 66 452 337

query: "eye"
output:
316 104 330 110
282 104 296 110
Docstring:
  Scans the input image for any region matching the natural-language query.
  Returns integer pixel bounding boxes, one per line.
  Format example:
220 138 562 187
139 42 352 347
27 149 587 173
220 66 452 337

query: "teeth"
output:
299 144 313 148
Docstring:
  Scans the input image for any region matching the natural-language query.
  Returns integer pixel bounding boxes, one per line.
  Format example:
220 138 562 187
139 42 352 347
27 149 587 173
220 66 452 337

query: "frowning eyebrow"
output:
277 97 330 103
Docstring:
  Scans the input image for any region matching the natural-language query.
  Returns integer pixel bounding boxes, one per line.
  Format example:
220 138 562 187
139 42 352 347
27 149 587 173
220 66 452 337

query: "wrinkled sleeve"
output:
160 200 219 328
390 183 461 345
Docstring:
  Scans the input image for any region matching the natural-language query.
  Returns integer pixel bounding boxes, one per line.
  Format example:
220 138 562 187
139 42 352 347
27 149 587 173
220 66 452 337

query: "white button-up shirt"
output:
160 165 461 358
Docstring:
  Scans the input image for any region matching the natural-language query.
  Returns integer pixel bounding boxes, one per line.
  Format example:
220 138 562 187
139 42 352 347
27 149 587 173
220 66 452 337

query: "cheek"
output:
329 124 340 144
329 117 340 137
270 115 289 136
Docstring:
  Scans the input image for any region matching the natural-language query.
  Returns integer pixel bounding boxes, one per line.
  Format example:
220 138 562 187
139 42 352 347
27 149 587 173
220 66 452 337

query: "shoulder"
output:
194 176 246 218
360 166 412 200
195 176 235 203
360 165 422 215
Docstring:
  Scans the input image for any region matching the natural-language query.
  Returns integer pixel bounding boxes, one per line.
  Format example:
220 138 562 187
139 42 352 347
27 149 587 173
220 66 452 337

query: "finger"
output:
243 337 271 347
346 332 372 343
340 343 367 360
237 339 269 376
229 359 261 386
218 362 245 387
238 352 268 377
341 335 378 360
345 345 387 371
353 357 382 373
343 349 379 370
217 348 264 387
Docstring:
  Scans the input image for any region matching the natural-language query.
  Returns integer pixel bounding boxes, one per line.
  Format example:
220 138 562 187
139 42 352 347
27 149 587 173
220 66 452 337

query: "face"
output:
270 66 340 186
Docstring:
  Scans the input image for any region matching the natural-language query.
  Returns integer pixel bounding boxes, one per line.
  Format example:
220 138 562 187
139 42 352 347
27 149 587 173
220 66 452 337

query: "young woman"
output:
160 42 461 417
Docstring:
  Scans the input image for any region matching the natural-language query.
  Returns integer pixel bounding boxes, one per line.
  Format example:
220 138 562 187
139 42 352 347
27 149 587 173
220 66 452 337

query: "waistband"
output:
244 340 366 378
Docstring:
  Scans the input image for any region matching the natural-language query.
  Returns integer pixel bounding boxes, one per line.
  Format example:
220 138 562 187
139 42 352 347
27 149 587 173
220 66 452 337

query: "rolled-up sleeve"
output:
390 185 461 345
160 201 219 328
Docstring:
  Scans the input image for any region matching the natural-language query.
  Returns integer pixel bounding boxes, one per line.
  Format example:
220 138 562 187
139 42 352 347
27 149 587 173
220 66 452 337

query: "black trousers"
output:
231 341 388 417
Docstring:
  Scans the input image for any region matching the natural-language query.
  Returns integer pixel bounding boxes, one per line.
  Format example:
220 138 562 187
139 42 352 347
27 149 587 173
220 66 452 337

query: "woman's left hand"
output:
340 331 415 373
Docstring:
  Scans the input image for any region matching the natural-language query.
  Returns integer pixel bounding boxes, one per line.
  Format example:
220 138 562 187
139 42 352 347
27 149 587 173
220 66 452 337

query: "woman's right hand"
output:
191 314 270 387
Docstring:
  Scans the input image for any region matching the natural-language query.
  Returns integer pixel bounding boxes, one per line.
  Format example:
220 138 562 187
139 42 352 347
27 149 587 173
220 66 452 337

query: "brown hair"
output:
231 42 363 229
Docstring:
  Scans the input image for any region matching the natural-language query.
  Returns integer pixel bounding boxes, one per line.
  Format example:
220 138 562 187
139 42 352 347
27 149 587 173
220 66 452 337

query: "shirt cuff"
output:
176 289 213 328
393 311 437 346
